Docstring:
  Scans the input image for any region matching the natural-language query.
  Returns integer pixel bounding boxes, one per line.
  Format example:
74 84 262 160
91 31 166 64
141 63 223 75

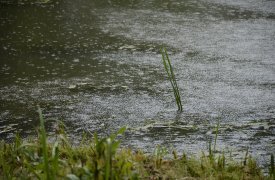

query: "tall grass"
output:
0 108 273 179
38 107 50 180
213 119 220 153
161 47 183 111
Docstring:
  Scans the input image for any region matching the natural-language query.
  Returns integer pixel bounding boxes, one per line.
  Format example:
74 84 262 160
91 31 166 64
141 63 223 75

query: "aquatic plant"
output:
208 120 220 162
161 47 183 111
213 120 220 153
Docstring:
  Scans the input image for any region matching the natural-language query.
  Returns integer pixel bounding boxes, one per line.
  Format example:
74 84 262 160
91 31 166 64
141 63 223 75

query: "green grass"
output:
38 107 50 179
161 47 183 112
0 109 274 179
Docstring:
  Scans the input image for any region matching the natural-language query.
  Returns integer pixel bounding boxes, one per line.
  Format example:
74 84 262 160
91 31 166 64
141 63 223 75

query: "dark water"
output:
0 0 274 170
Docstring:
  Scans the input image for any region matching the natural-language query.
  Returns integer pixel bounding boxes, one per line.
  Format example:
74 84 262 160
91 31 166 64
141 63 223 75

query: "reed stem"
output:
161 47 183 111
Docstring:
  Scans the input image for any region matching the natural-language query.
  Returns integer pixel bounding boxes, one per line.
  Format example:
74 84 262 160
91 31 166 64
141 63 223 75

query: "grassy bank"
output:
0 110 274 179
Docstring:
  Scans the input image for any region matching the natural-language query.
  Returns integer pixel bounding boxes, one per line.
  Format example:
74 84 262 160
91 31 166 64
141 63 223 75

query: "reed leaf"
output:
161 47 183 111
38 107 51 180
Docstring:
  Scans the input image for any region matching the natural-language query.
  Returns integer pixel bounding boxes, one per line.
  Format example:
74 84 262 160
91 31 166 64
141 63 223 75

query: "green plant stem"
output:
213 120 220 153
161 47 183 111
38 107 50 180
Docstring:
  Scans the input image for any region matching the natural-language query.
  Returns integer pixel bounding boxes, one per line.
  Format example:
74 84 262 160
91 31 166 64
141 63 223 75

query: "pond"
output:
0 0 274 170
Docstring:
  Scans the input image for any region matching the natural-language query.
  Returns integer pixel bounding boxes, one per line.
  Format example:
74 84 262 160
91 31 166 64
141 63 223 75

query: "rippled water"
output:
0 0 274 169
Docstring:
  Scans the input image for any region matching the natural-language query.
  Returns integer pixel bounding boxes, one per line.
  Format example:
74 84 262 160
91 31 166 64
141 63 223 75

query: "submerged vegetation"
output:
161 47 183 112
0 108 274 179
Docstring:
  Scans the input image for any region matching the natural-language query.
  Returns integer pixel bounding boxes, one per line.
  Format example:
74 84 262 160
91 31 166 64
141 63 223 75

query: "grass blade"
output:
161 47 183 111
37 107 50 180
213 120 220 153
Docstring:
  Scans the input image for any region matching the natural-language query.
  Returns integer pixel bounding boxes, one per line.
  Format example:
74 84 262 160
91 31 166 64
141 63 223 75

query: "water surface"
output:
0 0 274 170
